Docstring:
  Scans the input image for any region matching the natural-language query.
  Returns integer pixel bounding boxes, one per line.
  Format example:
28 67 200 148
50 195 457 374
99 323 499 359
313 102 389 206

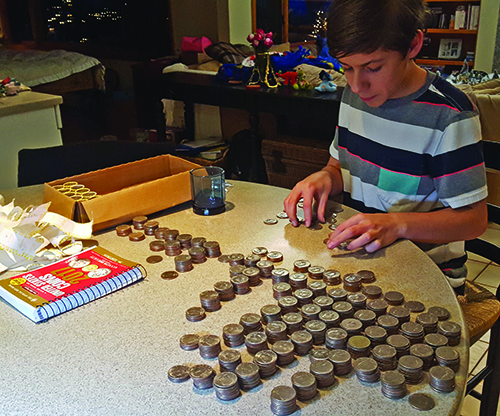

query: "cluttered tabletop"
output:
0 181 467 416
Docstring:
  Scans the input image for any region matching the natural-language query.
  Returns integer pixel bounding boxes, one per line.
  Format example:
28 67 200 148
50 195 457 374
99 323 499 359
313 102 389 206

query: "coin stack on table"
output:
213 372 240 401
253 349 278 378
270 385 297 416
218 349 242 372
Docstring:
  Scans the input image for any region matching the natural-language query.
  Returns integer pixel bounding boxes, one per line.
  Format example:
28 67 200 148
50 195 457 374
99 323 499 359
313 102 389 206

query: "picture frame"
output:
438 38 463 59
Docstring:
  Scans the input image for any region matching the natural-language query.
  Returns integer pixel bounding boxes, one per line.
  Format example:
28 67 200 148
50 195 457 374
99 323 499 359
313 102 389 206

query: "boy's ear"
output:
407 30 424 59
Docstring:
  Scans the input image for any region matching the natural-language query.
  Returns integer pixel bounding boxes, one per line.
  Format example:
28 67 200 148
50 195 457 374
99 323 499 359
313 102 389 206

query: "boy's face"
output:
338 48 416 107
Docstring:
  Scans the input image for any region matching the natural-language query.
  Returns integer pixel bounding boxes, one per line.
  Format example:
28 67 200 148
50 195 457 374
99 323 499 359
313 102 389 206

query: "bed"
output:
0 49 105 95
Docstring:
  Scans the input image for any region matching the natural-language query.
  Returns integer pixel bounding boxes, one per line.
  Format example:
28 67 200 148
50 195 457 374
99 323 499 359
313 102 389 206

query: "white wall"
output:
476 0 500 72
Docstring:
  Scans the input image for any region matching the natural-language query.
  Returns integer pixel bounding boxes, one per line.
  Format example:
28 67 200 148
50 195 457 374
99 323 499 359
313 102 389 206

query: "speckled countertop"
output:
0 182 467 416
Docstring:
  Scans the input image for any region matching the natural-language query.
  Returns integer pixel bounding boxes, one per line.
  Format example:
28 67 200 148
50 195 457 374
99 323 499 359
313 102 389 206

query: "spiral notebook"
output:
0 246 145 323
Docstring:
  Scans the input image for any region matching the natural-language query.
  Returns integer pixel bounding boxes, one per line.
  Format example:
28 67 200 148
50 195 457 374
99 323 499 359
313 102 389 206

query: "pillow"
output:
205 42 253 64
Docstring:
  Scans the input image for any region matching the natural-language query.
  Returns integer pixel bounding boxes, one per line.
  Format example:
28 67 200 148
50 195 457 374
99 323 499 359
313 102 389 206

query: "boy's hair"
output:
327 0 425 59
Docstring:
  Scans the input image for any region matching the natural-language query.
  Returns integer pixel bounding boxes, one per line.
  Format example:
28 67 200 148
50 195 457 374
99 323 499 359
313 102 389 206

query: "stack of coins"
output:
364 325 388 346
242 267 262 287
282 312 303 334
244 254 261 267
266 321 288 343
272 268 290 284
438 321 462 346
179 333 200 351
343 273 363 292
329 288 348 302
308 281 327 297
293 260 311 273
308 266 325 280
185 306 206 322
116 224 132 237
240 313 263 334
377 314 400 335
428 306 451 321
295 288 314 306
270 385 297 416
165 240 182 256
410 343 435 370
401 322 425 344
319 310 340 328
290 330 313 355
254 349 278 378
389 306 411 324
309 347 330 363
353 309 377 328
228 253 245 265
154 227 170 240
323 269 341 285
143 220 159 236
380 370 407 400
204 241 221 258
387 334 411 358
357 270 376 284
367 299 389 316
252 247 268 257
245 331 268 354
261 304 282 324
199 334 222 359
213 372 240 401
149 240 165 252
191 236 206 247
267 251 284 263
230 265 246 277
218 349 242 372
188 246 207 264
347 293 367 310
273 340 296 366
222 323 245 347
164 229 179 241
189 364 215 389
398 355 424 384
310 360 336 388
133 215 148 230
347 335 371 359
273 282 293 300
353 357 380 383
291 371 317 401
405 300 426 313
214 281 235 301
279 296 299 314
328 349 352 375
340 318 363 336
416 312 439 333
425 333 449 350
289 273 308 290
435 346 460 372
325 328 349 349
230 275 250 294
362 285 383 299
384 291 405 306
332 301 354 318
301 304 321 322
235 362 261 390
429 365 456 393
129 232 145 242
168 365 191 383
175 254 193 272
200 290 221 311
372 344 398 371
305 320 327 345
257 259 274 277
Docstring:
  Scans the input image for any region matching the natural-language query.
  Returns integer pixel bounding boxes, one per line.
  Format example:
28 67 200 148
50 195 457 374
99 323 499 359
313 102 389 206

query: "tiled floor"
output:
460 222 500 416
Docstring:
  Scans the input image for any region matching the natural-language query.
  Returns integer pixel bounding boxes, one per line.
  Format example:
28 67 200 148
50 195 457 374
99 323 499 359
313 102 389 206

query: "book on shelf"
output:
0 246 145 323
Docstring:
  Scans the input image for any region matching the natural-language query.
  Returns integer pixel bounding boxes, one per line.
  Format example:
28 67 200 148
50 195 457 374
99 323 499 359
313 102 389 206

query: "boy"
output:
283 0 488 294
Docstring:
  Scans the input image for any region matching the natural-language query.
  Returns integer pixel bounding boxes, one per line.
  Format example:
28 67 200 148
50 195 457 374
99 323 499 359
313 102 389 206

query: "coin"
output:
161 271 179 280
146 255 163 264
405 300 426 313
408 393 436 411
116 224 132 237
277 211 289 219
128 232 145 242
179 333 200 350
428 306 451 321
264 218 278 225
185 306 206 322
252 247 268 256
167 365 190 383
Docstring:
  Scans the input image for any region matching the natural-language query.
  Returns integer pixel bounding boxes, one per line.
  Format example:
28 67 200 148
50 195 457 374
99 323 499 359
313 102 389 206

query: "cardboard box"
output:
43 155 200 231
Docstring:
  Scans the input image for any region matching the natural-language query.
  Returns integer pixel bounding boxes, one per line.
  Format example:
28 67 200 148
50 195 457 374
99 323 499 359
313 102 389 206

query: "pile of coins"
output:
222 323 245 347
200 290 221 312
179 333 200 351
429 365 456 392
309 359 335 387
235 362 261 390
291 371 317 401
53 181 98 201
213 372 240 400
353 357 380 383
168 365 191 383
218 349 242 372
290 330 314 355
245 332 269 354
198 335 222 359
189 364 215 389
270 385 297 416
214 281 235 301
398 355 424 384
253 349 278 378
435 346 461 372
380 370 407 399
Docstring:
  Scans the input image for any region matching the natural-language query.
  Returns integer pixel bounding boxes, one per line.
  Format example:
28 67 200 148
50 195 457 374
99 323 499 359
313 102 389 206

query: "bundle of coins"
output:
164 241 182 256
252 246 268 257
242 267 262 287
362 285 383 299
332 301 354 318
353 309 377 328
400 322 425 344
191 236 206 247
218 349 242 372
294 288 314 307
323 269 341 285
265 321 288 343
367 299 389 316
387 334 412 358
305 320 327 345
357 270 376 284
228 253 245 265
384 291 405 306
55 182 98 201
260 304 281 324
154 227 170 240
129 232 145 242
163 229 179 241
438 321 462 346
291 371 317 401
435 346 460 372
347 293 367 310
340 318 363 336
377 314 400 334
245 331 268 354
328 288 348 302
198 334 222 359
230 275 250 294
347 335 371 359
132 215 148 230
318 310 340 328
309 347 329 363
364 325 388 346
290 330 313 355
213 372 240 401
271 268 290 284
244 254 261 268
343 273 363 292
328 349 352 375
239 313 263 334
282 312 303 334
203 241 221 258
168 365 191 383
257 259 274 278
428 306 451 321
116 225 132 237
214 281 235 301
293 260 311 273
235 362 261 390
301 304 321 322
398 355 424 384
425 333 449 350
380 370 407 400
289 273 308 290
253 349 278 378
278 296 299 314
188 246 207 264
273 282 293 300
308 266 325 280
405 300 426 313
325 328 349 349
389 306 411 324
308 281 327 297
143 220 159 236
200 290 221 312
429 365 456 393
174 233 191 249
222 323 245 347
270 385 297 416
410 343 435 370
372 344 398 371
149 240 165 252
353 357 380 383
267 251 284 263
310 359 336 388
179 333 200 351
272 340 296 366
189 364 215 389
185 306 206 322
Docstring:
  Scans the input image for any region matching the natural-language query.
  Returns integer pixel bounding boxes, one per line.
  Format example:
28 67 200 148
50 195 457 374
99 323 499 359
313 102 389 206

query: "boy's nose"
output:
349 71 368 95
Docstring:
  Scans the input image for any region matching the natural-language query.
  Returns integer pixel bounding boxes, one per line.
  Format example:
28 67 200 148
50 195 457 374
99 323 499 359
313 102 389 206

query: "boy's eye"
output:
342 66 353 72
366 66 381 73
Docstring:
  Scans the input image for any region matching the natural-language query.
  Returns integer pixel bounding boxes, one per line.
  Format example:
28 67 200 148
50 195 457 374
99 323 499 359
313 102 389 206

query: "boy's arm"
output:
284 156 344 227
327 199 488 252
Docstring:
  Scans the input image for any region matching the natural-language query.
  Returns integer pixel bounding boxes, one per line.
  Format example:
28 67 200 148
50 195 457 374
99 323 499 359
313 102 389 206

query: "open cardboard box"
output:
43 155 200 232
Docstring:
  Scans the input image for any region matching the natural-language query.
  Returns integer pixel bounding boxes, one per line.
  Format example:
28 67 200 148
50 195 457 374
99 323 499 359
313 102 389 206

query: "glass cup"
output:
190 166 230 215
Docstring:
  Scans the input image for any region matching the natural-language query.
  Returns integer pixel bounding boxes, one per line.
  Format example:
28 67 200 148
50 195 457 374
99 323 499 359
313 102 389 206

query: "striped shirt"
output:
330 71 487 287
